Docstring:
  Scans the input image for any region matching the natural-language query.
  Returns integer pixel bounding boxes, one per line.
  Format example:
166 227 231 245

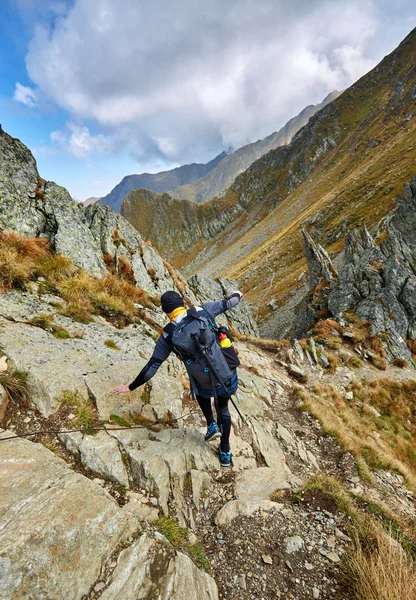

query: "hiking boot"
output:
219 449 232 467
205 421 221 442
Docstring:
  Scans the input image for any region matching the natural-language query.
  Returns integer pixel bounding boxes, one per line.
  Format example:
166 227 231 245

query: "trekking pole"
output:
191 333 245 423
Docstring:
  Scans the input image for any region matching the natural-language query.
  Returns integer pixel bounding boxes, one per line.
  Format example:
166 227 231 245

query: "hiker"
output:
114 290 243 467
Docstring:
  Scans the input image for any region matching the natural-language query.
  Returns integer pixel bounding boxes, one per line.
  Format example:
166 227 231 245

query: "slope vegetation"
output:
122 28 416 335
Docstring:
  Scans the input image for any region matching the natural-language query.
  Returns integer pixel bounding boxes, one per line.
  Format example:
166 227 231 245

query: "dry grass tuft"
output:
392 358 408 368
0 231 51 291
348 527 416 600
58 271 154 318
371 356 388 371
238 334 291 352
295 475 416 600
0 370 29 403
117 255 135 284
299 380 416 491
326 352 339 374
60 389 99 432
163 260 188 296
35 254 77 285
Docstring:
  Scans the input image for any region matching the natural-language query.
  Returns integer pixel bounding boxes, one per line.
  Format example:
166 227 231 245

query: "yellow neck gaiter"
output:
168 306 187 323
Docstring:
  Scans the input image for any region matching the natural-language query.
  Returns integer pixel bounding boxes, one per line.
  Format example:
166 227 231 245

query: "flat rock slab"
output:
0 291 55 321
215 500 284 526
0 430 138 600
248 417 291 471
100 532 218 600
235 467 292 501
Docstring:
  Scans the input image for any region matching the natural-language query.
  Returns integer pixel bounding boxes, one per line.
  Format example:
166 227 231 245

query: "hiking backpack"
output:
168 308 233 391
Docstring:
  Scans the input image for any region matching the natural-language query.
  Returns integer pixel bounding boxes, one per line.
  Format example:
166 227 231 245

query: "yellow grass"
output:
296 474 416 600
299 381 416 491
348 527 416 600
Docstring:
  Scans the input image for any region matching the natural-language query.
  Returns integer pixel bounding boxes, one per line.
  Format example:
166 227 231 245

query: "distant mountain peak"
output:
99 150 227 213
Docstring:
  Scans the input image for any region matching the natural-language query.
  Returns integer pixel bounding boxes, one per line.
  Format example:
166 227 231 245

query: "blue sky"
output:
1 1 414 202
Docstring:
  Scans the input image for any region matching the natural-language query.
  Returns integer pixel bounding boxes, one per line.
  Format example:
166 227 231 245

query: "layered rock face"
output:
0 131 106 277
0 128 257 335
296 177 416 364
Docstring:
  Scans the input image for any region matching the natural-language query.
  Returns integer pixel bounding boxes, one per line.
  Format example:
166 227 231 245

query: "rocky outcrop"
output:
1 281 416 599
188 274 259 336
0 129 258 335
296 177 416 364
0 131 106 277
99 533 218 600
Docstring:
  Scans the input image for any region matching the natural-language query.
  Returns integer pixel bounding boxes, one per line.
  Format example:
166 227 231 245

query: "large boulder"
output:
0 131 106 277
99 532 218 600
0 430 138 600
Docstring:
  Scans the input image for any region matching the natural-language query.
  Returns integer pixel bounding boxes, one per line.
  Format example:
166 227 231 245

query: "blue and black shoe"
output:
205 421 221 442
219 449 232 467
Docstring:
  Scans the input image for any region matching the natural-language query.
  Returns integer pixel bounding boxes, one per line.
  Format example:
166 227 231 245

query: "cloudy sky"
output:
1 1 414 200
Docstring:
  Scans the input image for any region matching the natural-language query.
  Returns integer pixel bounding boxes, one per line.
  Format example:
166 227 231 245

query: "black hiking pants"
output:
196 394 231 453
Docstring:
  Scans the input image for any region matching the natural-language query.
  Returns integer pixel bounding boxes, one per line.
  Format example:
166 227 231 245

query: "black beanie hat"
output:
161 290 185 314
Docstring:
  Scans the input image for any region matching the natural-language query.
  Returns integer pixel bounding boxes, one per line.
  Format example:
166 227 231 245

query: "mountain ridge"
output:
99 150 228 212
167 91 341 203
122 27 416 336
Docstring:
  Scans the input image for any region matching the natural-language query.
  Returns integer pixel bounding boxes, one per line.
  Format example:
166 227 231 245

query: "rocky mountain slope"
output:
100 151 228 213
1 279 415 599
295 176 416 366
101 93 338 213
168 92 340 204
0 127 256 335
1 126 416 600
121 28 416 338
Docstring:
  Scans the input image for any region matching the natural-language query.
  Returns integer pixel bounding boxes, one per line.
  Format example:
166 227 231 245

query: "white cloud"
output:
23 0 415 163
13 82 37 107
51 123 112 158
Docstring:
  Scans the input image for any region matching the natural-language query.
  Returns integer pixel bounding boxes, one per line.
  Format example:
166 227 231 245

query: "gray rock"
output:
215 500 284 526
191 470 212 510
99 533 218 600
235 467 293 501
61 431 129 487
121 429 218 516
248 418 291 471
297 177 416 365
284 535 304 554
122 495 159 523
287 364 306 379
0 430 138 600
301 228 337 288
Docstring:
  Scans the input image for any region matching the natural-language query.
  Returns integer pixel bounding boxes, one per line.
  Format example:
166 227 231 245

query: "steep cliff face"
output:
169 91 340 204
0 128 257 335
296 177 416 365
0 130 106 277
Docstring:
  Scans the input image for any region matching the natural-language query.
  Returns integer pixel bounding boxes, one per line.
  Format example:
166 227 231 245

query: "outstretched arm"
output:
202 291 243 319
113 334 171 393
